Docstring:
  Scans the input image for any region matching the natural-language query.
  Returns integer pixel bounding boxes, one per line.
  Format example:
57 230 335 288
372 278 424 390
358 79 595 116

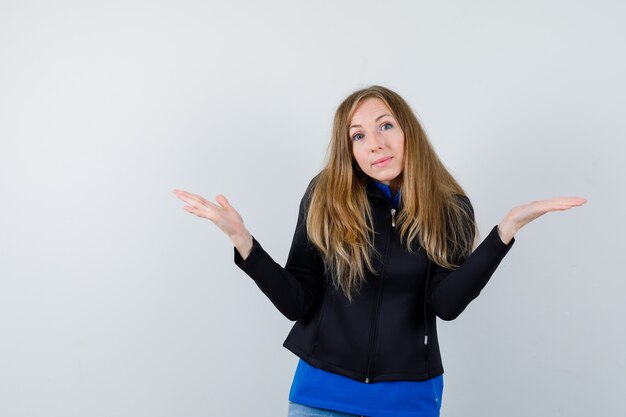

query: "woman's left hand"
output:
497 196 588 244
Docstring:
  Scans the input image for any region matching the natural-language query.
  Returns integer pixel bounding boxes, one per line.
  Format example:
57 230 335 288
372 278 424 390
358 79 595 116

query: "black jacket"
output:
234 175 515 383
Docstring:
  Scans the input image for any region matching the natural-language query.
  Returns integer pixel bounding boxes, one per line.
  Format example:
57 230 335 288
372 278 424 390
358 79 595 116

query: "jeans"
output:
287 401 366 417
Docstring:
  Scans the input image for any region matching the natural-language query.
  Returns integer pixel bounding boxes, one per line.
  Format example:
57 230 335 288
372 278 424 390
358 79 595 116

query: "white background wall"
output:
1 1 624 416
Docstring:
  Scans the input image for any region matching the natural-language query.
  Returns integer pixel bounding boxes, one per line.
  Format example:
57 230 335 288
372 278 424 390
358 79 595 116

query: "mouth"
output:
372 156 392 167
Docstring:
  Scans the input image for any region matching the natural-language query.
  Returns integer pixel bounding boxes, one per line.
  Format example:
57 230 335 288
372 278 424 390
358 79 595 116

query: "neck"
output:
389 177 402 195
374 178 401 195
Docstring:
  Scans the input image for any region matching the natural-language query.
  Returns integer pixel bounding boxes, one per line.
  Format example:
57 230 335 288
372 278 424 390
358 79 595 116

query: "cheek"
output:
352 147 367 169
396 135 405 157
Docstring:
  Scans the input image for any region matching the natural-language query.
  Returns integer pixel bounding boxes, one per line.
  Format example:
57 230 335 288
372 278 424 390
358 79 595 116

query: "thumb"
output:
215 194 231 209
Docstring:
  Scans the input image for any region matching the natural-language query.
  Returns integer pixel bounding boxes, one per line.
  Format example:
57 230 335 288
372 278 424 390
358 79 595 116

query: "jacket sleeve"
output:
233 178 325 321
426 197 515 321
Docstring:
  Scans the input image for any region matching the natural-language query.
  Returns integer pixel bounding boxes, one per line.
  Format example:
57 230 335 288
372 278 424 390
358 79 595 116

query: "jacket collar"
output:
365 178 402 209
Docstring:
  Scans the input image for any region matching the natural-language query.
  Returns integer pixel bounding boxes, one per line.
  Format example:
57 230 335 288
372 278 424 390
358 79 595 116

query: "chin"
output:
373 173 401 184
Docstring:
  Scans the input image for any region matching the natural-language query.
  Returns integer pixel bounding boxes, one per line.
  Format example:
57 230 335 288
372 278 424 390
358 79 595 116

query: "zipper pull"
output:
391 208 396 227
365 377 370 383
424 335 428 345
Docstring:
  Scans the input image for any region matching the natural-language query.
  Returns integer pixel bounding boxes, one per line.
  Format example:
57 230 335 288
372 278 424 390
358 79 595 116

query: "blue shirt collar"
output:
373 180 401 209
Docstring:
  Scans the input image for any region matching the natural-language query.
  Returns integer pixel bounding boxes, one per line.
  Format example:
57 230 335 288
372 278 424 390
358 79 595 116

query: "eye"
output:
381 122 393 130
352 133 364 141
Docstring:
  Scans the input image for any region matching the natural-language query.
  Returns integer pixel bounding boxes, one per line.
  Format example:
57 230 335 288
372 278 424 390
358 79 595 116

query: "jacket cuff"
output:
489 225 515 251
234 235 264 271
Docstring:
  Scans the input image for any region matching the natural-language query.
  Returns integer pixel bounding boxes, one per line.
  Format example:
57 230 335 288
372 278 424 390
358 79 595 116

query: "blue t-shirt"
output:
288 181 444 417
289 359 443 417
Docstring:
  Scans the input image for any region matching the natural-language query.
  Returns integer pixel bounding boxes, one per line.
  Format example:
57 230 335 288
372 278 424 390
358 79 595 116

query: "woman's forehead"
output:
350 98 393 126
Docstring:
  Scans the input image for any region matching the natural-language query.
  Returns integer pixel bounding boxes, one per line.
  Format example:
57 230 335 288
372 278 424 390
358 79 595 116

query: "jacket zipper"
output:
364 207 395 383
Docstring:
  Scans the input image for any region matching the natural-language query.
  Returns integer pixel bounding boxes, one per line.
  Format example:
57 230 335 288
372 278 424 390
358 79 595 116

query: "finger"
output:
186 191 211 206
174 190 213 212
175 192 202 208
531 197 587 209
183 205 201 216
172 189 185 199
564 197 587 206
216 194 231 209
553 199 587 208
173 189 210 206
183 205 217 221
173 189 191 196
535 199 586 212
546 196 587 204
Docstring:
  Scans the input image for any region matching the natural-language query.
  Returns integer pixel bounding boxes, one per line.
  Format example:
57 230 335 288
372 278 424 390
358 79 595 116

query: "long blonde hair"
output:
306 85 478 301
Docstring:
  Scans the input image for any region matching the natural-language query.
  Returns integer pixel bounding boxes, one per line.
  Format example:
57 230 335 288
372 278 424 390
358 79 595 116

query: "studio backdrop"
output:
1 1 624 416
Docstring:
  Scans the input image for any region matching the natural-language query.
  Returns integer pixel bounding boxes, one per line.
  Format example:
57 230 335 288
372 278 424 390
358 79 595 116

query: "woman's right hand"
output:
172 189 254 259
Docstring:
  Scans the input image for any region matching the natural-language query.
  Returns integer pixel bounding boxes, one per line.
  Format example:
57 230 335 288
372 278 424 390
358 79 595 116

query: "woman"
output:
173 85 586 417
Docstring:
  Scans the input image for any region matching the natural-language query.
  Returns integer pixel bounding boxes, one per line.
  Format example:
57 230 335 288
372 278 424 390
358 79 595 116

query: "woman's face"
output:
349 97 405 186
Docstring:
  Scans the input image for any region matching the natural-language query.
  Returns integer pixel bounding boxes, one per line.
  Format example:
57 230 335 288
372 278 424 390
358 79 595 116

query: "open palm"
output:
172 189 246 239
509 196 587 230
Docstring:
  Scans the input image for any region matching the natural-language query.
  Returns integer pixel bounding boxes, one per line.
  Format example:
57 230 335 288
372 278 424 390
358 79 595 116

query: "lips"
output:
372 156 392 165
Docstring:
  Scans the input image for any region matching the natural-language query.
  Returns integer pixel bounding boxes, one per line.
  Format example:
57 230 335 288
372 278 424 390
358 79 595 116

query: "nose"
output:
369 132 385 151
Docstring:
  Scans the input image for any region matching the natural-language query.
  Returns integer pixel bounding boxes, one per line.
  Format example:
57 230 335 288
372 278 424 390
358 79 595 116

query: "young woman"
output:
173 85 586 417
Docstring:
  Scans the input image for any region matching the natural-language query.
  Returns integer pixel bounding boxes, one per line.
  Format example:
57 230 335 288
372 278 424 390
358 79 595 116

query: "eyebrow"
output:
349 113 392 130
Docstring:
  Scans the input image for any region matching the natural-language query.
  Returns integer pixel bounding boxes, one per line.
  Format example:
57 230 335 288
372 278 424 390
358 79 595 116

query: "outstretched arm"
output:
172 181 324 321
428 195 587 321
